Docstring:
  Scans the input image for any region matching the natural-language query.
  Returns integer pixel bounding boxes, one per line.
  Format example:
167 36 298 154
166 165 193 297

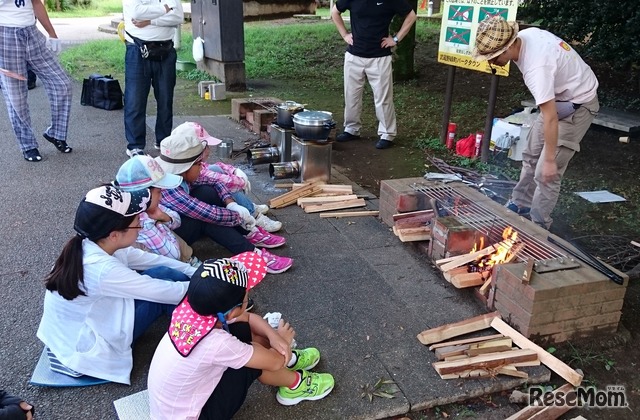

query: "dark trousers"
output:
124 43 176 149
174 185 254 254
199 322 261 420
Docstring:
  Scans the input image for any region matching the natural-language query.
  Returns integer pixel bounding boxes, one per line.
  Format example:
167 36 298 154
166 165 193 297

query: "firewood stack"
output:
417 312 583 387
391 209 434 242
268 181 379 218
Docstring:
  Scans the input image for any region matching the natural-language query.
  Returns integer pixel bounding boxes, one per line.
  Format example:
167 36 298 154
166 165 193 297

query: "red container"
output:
446 122 457 149
474 132 483 157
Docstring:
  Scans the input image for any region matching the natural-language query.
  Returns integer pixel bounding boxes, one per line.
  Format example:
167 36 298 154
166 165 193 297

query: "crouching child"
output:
147 252 334 420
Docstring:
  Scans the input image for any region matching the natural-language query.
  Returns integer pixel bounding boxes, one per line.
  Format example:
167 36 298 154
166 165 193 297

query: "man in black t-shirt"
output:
331 0 416 149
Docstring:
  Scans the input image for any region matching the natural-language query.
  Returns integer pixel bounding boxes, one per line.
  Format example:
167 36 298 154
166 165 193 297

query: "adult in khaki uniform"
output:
473 17 599 229
331 0 416 150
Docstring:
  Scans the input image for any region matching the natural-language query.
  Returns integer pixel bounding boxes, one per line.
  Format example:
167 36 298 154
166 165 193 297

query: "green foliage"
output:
519 1 640 73
46 0 122 16
360 378 398 403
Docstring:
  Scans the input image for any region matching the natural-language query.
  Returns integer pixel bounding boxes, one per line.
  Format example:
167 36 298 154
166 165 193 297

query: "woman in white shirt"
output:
37 185 196 385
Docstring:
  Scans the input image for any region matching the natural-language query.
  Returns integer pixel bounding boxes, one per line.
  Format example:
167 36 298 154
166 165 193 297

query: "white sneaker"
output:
254 204 270 215
126 148 145 158
255 213 282 233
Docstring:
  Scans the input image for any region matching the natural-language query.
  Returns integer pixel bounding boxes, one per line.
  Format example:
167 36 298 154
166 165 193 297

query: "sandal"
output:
43 133 72 153
23 148 43 162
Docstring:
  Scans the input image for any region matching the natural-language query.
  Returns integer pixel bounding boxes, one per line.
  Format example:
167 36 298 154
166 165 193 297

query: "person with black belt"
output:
122 0 183 157
331 0 416 150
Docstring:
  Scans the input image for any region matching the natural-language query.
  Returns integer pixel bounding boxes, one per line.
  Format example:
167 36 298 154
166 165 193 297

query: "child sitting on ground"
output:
154 123 293 274
148 252 334 419
197 137 281 233
115 155 199 266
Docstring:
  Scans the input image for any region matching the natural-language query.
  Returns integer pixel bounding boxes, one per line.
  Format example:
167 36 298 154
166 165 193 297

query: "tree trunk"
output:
390 0 418 81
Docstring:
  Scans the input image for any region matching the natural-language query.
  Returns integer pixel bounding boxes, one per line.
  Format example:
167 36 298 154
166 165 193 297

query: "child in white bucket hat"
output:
155 122 293 274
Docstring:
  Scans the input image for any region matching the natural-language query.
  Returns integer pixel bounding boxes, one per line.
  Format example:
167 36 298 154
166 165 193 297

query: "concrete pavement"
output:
0 15 550 420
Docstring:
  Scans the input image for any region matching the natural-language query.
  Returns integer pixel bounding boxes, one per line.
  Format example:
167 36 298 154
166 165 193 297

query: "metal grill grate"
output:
412 183 566 261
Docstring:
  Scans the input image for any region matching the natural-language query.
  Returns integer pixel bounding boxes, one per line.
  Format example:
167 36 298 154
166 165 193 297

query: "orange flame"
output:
469 227 520 272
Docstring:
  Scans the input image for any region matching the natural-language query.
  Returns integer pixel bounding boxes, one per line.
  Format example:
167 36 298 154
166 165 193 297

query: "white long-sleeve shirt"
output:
36 239 195 385
122 0 184 42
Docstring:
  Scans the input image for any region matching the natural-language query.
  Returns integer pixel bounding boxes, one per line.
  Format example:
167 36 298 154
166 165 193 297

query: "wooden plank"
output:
439 241 507 272
439 365 526 380
319 211 379 218
392 209 434 221
274 182 294 189
495 366 528 379
491 318 583 386
433 349 538 375
449 272 485 289
393 213 434 229
428 333 504 351
268 181 323 209
417 311 501 345
466 337 513 356
631 240 640 248
303 198 366 214
478 275 492 295
522 99 640 134
505 383 575 420
393 226 431 242
522 258 535 284
297 194 357 206
435 344 468 360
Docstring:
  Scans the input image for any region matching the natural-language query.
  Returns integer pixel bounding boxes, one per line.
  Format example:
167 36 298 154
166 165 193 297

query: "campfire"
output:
436 227 525 289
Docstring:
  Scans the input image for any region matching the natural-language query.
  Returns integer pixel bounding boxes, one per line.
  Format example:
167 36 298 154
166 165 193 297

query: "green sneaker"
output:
276 370 335 406
289 347 320 371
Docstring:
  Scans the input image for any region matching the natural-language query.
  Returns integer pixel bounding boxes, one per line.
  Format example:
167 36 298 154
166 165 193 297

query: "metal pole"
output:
481 73 499 162
441 66 456 144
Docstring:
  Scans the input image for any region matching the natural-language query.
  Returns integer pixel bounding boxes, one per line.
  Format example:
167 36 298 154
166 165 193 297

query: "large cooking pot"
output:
276 101 304 128
292 111 335 141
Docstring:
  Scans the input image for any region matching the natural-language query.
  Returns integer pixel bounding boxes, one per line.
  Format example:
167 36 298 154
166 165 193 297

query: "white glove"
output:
47 37 62 54
235 168 251 193
226 202 255 229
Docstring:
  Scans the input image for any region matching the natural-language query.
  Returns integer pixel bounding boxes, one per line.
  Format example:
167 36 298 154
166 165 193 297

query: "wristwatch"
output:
393 35 399 44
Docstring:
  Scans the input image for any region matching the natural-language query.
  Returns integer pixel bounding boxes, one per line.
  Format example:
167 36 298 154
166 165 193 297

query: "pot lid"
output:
293 111 333 126
277 100 304 109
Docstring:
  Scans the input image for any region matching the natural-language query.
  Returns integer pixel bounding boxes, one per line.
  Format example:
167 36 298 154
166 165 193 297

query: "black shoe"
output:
43 133 72 153
336 131 360 142
28 82 36 90
375 139 393 149
23 148 42 162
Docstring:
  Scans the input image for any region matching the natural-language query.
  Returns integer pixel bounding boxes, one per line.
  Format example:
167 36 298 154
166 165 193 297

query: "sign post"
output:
436 0 518 161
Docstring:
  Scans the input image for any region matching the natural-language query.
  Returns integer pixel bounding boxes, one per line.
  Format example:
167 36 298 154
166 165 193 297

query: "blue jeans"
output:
124 43 176 150
132 266 189 341
208 164 255 215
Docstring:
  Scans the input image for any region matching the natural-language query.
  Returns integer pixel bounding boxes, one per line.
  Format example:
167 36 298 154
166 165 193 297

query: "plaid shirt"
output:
193 162 247 193
160 181 242 227
136 206 182 260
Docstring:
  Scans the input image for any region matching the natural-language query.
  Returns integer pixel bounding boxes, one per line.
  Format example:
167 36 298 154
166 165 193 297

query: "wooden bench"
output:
521 99 640 136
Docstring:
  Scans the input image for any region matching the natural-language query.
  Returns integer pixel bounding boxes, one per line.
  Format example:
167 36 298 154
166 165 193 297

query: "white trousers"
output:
343 52 397 141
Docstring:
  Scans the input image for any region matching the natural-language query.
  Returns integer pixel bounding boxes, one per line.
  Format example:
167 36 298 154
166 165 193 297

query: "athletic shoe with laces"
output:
288 348 320 371
255 213 282 233
126 148 145 158
247 226 286 248
254 204 270 215
276 370 335 406
257 248 293 274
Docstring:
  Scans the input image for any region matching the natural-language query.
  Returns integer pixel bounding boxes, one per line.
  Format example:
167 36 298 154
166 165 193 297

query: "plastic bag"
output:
455 133 476 158
192 36 204 62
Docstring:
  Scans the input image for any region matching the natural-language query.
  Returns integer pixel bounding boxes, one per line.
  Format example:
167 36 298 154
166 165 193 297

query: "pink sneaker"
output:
246 226 286 248
258 249 293 274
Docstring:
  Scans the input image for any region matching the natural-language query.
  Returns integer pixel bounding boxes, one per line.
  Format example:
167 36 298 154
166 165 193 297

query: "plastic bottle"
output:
446 122 457 149
428 1 433 17
204 88 210 100
475 132 483 157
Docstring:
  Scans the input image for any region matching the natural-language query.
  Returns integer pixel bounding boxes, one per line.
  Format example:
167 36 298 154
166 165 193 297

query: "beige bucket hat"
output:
472 16 519 61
